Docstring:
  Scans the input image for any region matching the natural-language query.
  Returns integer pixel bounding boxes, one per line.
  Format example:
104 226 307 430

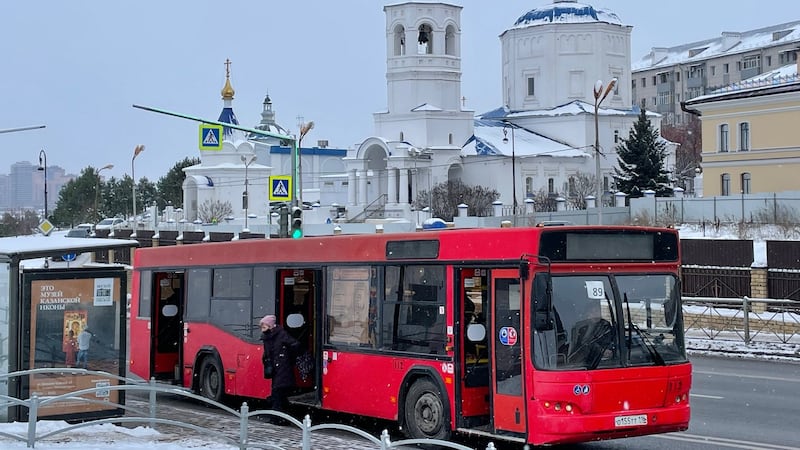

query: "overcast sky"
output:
2 1 796 181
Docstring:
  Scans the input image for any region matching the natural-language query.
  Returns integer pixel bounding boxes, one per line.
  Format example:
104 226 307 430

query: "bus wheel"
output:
404 379 450 440
199 356 225 402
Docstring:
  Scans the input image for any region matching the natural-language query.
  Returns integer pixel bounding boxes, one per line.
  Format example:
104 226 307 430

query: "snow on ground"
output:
0 421 238 449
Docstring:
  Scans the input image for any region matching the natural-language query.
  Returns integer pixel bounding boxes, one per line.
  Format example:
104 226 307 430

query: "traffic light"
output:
278 206 289 238
290 206 303 239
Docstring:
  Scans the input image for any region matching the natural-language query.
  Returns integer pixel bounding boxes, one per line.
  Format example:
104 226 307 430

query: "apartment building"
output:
684 61 800 197
632 20 800 126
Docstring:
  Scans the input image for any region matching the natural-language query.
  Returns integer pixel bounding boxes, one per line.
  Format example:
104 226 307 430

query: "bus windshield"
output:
533 274 686 370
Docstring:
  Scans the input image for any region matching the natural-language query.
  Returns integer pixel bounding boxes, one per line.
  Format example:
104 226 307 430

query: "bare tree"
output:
198 200 233 224
568 172 596 209
662 115 702 190
414 180 499 221
528 189 558 212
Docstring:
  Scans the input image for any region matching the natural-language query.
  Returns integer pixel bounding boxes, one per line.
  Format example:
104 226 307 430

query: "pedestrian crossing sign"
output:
198 124 223 151
269 176 292 201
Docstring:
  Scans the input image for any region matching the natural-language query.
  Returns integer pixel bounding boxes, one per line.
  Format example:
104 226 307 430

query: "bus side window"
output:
138 270 152 318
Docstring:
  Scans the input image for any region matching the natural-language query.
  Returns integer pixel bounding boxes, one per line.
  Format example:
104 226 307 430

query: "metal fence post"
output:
239 402 249 450
743 296 751 345
27 394 39 448
380 429 391 450
149 377 157 429
485 443 496 449
302 414 312 450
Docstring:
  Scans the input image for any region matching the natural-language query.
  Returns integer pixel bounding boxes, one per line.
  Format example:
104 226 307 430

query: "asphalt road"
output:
124 354 800 450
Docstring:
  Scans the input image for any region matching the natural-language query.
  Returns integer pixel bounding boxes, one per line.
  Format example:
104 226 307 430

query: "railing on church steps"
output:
346 193 387 223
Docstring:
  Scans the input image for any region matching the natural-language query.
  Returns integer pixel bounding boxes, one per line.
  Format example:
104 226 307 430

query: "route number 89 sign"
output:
585 281 605 299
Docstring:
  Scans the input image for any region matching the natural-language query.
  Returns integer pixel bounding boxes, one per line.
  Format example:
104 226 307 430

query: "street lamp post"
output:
131 145 145 234
241 154 257 231
593 77 617 225
297 120 314 207
502 124 518 213
37 149 48 219
94 164 114 223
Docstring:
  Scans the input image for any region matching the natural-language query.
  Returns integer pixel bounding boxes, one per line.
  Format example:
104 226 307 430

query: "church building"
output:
182 1 675 227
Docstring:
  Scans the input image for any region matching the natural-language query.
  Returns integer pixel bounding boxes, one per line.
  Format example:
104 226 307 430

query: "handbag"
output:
263 356 274 379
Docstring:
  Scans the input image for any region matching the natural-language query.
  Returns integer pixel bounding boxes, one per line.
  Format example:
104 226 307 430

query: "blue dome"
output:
514 1 622 28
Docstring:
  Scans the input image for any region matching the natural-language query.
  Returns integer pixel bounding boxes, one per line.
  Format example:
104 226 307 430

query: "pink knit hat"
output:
260 315 276 327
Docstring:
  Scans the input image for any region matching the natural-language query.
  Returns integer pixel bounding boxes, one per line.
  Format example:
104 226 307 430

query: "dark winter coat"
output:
261 325 299 389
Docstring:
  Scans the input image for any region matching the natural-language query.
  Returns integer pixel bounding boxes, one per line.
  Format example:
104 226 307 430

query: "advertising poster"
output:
22 269 126 420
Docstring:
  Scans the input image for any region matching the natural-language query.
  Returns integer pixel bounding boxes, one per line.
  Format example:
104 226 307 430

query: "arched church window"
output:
394 25 406 56
417 23 433 54
445 25 456 55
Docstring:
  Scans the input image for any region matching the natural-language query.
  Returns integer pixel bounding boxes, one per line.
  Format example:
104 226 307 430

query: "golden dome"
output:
221 58 235 100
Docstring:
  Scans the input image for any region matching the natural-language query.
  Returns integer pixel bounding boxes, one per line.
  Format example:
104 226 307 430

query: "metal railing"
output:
0 368 496 450
346 194 387 223
682 296 800 345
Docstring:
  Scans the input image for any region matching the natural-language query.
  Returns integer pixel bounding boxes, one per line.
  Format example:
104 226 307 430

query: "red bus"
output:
129 225 690 446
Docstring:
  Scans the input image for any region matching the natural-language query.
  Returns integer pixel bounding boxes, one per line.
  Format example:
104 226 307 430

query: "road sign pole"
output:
292 140 299 208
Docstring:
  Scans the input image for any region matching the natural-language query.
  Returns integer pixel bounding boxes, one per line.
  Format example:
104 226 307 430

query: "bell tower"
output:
383 2 463 114
378 2 472 148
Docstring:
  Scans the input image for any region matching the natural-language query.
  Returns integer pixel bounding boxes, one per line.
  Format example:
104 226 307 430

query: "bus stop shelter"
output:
0 234 138 422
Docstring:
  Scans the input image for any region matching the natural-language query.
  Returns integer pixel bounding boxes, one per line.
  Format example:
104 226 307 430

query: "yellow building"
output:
684 62 800 197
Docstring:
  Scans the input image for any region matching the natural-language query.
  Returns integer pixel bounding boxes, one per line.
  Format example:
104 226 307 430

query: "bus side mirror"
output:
533 274 553 331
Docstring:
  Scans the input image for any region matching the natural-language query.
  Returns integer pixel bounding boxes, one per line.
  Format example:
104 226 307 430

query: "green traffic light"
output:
291 228 303 239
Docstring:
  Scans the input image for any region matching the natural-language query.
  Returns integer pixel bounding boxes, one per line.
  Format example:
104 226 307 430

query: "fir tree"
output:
613 108 671 199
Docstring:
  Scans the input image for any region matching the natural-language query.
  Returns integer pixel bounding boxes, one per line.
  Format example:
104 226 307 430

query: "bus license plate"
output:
615 414 648 427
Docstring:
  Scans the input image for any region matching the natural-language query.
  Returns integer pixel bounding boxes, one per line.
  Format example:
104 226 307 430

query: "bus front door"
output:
151 272 184 383
489 269 527 434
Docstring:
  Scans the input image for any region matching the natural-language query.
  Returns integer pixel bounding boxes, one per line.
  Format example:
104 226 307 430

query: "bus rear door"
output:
151 272 184 383
490 269 527 435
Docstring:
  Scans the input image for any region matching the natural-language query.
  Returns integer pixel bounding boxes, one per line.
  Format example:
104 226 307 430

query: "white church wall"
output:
502 20 631 111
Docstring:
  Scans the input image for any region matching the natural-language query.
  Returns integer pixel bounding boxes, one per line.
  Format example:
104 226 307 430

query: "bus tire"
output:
198 356 225 402
404 378 450 440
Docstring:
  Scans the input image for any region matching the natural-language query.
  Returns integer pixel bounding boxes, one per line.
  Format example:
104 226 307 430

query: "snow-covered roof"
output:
632 20 800 72
512 1 623 29
462 119 587 158
0 234 138 262
687 63 800 103
218 106 239 139
481 100 655 120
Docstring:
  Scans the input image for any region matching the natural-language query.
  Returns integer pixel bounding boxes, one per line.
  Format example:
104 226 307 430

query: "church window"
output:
527 77 535 96
526 177 533 196
400 132 404 142
418 23 433 54
445 25 456 56
449 133 453 145
394 25 406 56
547 178 555 195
